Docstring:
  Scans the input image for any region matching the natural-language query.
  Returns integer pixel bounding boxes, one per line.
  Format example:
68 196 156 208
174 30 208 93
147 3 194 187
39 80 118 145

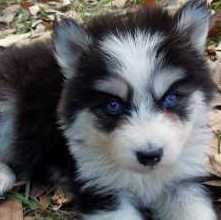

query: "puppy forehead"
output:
100 30 163 91
99 30 185 98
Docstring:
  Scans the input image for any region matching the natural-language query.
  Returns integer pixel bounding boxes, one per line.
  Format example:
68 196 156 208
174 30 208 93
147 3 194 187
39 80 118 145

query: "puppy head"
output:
54 0 213 173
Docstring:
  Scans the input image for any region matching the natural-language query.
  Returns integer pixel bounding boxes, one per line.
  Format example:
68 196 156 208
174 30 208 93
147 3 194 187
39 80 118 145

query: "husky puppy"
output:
54 0 217 219
0 42 72 195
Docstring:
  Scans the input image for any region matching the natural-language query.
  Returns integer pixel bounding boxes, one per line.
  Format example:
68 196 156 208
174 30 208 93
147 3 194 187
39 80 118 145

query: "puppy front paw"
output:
0 163 16 196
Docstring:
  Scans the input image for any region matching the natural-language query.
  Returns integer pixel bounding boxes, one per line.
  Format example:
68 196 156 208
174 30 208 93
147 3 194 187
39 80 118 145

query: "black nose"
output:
136 148 163 166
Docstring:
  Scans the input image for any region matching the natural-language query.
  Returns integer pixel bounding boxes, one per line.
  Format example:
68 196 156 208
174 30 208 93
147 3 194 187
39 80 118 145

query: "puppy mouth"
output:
126 164 156 173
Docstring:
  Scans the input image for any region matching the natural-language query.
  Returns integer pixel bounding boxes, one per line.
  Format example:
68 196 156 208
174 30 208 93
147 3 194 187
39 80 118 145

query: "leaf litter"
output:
0 0 220 219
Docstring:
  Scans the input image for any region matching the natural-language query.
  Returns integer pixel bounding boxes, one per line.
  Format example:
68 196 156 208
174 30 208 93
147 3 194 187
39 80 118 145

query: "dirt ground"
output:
0 0 221 219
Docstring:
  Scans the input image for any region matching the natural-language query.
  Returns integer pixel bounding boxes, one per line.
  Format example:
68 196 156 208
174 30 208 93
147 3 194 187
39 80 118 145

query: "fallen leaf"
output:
209 153 221 177
0 22 7 31
30 186 49 198
51 189 73 211
39 195 49 210
0 199 23 220
62 0 72 7
209 11 221 40
207 45 218 61
51 190 67 207
0 5 20 24
20 1 33 9
0 33 30 47
112 0 127 8
0 31 50 47
206 179 221 187
209 110 221 132
143 0 156 8
212 58 221 93
29 5 41 16
42 20 53 30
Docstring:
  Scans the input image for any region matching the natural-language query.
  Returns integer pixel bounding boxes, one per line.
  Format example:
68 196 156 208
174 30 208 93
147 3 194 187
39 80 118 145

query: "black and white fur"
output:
0 41 73 195
54 0 217 219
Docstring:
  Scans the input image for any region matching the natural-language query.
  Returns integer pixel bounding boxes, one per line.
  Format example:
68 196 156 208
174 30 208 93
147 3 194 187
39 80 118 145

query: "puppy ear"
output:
175 0 210 54
53 18 92 79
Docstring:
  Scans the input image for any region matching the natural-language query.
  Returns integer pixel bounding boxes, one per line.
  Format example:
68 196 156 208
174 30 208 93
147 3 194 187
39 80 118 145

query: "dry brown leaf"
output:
42 20 53 31
39 195 49 210
207 45 218 61
52 190 67 207
143 0 157 8
51 189 73 211
209 153 221 177
209 110 221 132
30 186 49 198
13 181 28 188
213 59 221 91
205 179 221 187
0 31 50 47
0 33 30 47
0 199 23 220
209 11 221 39
0 5 20 24
20 1 33 9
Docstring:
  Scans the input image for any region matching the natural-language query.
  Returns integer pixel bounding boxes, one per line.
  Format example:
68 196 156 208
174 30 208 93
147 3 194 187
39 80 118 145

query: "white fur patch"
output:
0 99 15 157
0 98 16 195
154 183 217 220
0 162 15 195
101 31 164 95
152 67 185 98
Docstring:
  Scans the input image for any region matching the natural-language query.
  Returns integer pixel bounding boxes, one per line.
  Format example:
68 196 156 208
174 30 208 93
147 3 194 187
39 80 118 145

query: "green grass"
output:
0 0 16 4
8 191 76 219
212 1 221 12
130 0 143 4
15 8 35 34
3 181 76 220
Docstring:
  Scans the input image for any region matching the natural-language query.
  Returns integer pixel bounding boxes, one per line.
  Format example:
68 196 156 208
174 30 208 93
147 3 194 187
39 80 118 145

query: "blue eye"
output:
162 94 177 109
106 100 123 115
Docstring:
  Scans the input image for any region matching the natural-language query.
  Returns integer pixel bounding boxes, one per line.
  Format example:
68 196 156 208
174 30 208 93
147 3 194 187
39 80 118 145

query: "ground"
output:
0 0 221 219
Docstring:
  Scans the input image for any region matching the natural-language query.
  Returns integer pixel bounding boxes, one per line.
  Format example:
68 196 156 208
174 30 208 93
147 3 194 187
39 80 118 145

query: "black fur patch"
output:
0 42 73 187
72 177 119 214
0 42 123 215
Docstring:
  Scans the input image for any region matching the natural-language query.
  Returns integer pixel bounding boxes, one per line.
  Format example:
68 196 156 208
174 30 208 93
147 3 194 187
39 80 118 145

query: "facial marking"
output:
152 67 185 99
100 31 164 94
94 76 129 101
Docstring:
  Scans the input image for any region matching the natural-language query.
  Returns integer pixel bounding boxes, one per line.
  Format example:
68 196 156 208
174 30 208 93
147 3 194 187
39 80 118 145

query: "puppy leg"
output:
0 91 16 195
82 199 143 220
154 183 217 220
0 162 15 195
